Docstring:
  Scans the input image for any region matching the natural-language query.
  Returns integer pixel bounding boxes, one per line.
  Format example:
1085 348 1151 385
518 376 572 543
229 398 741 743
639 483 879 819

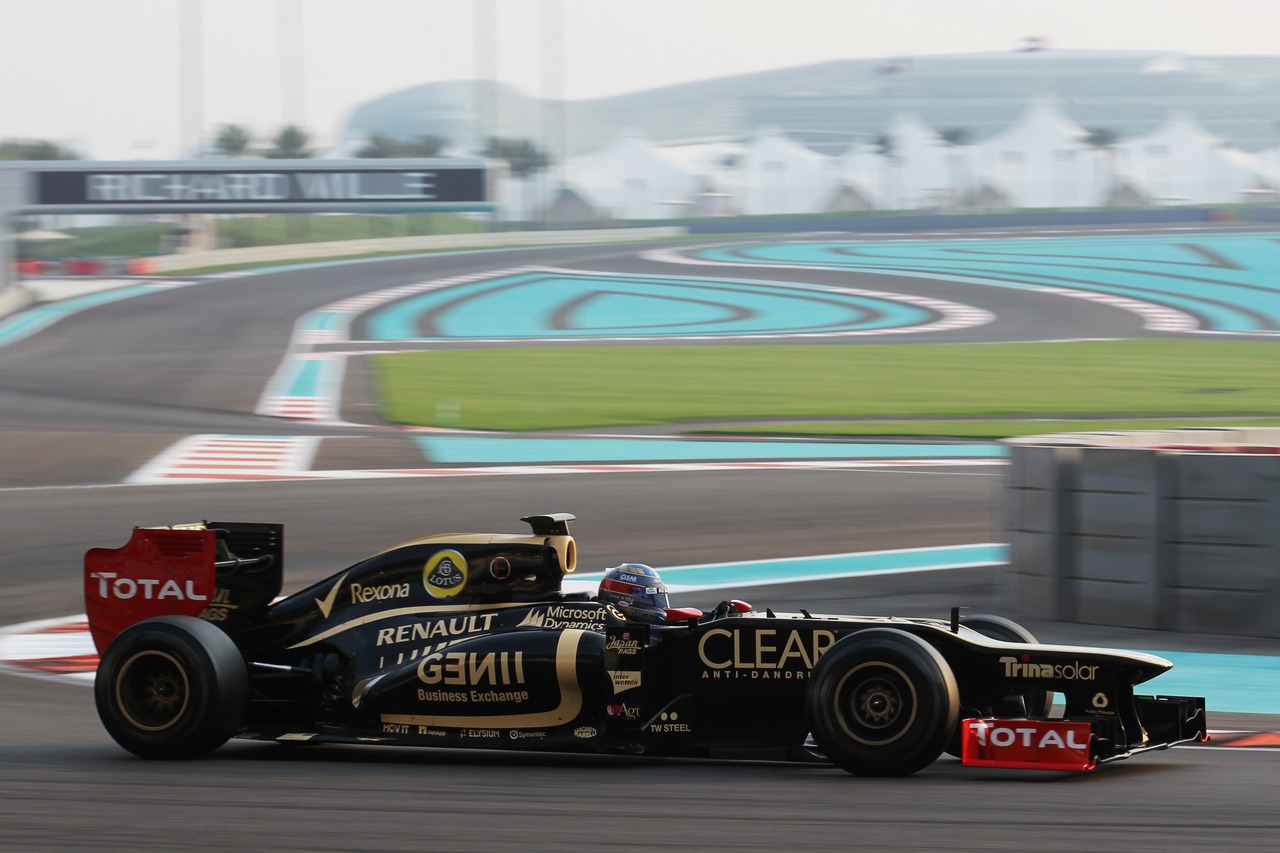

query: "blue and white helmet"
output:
598 563 669 625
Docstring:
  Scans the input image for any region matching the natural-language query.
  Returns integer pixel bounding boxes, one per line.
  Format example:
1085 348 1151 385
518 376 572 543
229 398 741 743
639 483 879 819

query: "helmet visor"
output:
629 583 669 612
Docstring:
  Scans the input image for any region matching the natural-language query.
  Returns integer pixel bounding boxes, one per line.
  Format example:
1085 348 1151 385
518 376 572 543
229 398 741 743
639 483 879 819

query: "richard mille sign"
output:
0 158 495 293
35 166 487 207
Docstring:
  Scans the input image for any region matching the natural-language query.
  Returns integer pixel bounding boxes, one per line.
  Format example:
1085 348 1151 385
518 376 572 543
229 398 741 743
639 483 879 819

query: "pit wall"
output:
1005 428 1280 638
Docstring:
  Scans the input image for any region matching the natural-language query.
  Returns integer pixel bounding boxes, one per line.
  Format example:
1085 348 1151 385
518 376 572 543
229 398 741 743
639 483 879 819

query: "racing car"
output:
83 513 1206 776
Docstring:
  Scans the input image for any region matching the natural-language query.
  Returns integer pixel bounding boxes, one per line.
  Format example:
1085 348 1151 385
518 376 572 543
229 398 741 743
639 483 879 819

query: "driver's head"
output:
597 563 669 625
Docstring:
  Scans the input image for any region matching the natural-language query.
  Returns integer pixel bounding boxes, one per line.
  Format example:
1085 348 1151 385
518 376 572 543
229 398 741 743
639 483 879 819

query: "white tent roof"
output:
555 135 704 219
1115 112 1274 203
660 141 744 171
973 96 1098 207
880 112 966 209
493 174 550 221
836 139 888 208
492 98 1280 219
737 131 842 215
981 95 1088 151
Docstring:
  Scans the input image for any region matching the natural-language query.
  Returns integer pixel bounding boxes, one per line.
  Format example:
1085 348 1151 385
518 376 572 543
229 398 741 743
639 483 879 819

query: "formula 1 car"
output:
83 514 1206 776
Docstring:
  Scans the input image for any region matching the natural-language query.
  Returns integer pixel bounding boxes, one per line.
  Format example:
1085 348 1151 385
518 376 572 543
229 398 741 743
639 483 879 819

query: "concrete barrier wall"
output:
1006 428 1280 637
146 226 686 273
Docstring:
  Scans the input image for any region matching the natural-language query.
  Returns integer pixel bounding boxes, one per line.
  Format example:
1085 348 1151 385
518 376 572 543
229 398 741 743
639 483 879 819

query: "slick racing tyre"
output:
960 614 1053 717
95 616 249 759
805 628 959 777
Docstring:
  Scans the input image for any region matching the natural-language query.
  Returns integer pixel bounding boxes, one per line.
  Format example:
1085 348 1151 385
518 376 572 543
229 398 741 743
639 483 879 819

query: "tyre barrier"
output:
1005 427 1280 638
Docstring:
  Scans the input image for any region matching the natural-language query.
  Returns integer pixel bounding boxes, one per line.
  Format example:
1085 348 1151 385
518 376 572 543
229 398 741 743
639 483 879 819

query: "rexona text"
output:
350 581 411 604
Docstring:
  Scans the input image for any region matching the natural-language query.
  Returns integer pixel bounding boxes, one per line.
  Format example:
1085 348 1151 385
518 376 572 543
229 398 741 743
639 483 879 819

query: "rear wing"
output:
85 526 218 654
84 521 283 653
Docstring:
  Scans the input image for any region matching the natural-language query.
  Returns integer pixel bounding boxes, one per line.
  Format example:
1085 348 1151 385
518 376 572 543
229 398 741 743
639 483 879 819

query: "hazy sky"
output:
1 0 1277 158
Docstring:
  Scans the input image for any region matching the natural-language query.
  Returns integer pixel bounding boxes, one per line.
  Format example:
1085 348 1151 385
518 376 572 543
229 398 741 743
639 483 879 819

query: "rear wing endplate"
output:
84 527 217 654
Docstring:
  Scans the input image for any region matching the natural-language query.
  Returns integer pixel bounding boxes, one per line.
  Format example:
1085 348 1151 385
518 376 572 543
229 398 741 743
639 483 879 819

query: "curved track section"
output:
2 229 1279 850
649 232 1280 335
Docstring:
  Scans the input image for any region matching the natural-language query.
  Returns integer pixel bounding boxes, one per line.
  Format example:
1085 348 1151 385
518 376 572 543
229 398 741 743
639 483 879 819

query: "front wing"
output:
961 694 1208 771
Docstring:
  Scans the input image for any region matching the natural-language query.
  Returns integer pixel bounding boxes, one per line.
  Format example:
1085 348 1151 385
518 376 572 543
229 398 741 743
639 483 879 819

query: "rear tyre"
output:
805 628 959 777
95 616 248 759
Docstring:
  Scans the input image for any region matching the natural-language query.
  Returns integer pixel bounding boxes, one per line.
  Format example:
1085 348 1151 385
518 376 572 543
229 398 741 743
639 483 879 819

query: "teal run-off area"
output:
414 436 1006 463
342 233 1280 341
693 233 1280 334
364 269 936 339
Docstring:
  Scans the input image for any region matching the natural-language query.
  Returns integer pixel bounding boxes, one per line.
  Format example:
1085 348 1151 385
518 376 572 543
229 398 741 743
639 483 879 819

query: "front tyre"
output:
95 616 248 759
805 628 959 777
960 614 1054 718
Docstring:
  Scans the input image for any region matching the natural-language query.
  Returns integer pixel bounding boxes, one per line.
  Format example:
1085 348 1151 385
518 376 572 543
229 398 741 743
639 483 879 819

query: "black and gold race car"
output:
84 513 1206 776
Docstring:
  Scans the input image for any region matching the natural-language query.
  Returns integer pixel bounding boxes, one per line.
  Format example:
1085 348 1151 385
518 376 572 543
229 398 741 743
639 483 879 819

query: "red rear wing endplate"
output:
84 527 217 654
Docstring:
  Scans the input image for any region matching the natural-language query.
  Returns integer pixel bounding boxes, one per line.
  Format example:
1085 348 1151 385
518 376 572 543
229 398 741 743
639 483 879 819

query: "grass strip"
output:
692 418 1280 439
373 339 1280 432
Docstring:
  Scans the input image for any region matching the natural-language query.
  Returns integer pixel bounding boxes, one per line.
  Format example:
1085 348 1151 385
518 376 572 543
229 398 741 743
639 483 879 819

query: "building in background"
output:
337 50 1280 219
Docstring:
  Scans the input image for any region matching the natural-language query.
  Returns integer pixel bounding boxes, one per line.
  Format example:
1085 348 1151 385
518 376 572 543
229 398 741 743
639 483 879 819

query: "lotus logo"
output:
423 550 467 600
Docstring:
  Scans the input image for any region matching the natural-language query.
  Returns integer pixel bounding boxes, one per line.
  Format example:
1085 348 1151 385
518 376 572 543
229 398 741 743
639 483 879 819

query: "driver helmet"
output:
597 563 669 625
